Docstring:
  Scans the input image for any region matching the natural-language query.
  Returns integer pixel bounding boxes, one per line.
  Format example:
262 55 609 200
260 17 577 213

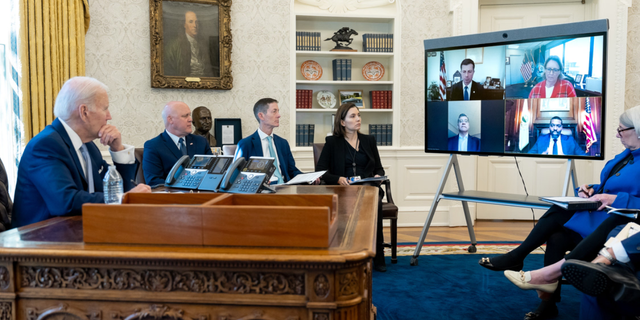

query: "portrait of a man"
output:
162 1 220 78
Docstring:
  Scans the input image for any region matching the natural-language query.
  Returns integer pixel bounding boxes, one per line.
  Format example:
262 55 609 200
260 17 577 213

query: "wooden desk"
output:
0 186 378 320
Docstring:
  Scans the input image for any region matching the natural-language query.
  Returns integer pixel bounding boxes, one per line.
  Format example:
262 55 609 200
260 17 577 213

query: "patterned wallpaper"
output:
626 2 640 110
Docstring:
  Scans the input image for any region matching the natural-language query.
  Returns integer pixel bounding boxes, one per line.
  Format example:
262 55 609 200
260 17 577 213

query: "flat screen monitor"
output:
424 20 607 160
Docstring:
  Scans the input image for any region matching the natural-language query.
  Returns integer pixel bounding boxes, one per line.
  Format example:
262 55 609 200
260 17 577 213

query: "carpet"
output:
388 241 546 256
373 254 582 320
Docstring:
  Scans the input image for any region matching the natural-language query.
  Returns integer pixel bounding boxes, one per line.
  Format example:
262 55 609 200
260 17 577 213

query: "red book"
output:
387 91 392 109
307 90 313 108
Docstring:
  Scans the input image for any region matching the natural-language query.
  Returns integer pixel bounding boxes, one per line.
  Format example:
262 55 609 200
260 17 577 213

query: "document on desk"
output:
539 196 601 211
283 171 326 185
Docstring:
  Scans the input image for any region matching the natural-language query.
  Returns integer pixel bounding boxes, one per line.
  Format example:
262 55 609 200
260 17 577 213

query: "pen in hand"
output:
130 179 139 187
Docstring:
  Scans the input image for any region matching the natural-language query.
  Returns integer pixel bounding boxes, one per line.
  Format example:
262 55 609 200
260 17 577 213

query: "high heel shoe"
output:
504 270 559 294
478 256 523 271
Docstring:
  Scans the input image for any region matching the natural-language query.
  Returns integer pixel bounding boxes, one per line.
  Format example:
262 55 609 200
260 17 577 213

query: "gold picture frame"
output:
465 47 483 64
150 0 233 89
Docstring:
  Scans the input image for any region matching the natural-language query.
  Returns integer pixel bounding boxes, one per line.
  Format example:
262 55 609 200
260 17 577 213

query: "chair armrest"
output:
382 179 395 204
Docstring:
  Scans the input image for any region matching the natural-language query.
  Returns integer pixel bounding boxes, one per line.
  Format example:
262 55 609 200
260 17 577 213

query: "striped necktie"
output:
179 137 187 156
80 145 95 193
267 136 284 184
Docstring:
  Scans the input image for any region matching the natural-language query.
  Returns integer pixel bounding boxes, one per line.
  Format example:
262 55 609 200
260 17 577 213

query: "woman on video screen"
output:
528 55 577 99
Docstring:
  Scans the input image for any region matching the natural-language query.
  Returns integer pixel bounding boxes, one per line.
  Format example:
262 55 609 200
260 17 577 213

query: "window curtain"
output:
19 0 90 140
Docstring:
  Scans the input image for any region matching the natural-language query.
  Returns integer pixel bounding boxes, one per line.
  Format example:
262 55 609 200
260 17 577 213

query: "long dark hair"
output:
333 102 359 137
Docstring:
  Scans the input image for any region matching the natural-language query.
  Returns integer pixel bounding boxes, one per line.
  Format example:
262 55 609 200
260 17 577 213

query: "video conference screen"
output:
425 21 607 160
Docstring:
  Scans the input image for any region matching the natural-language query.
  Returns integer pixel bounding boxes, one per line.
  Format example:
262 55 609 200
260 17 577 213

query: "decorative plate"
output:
362 61 385 81
316 90 337 109
301 60 323 81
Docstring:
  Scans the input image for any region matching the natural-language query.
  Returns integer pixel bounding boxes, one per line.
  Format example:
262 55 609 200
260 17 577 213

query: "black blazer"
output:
317 133 385 185
449 80 484 101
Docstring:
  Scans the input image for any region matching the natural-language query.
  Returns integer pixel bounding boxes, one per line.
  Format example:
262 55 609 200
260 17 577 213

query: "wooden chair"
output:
134 148 145 184
312 143 398 263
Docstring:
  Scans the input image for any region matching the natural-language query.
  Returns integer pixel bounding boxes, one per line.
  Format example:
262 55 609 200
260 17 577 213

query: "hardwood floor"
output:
385 220 537 243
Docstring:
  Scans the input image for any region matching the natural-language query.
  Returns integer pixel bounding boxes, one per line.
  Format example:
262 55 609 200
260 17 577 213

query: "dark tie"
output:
179 137 187 156
552 139 558 155
464 86 469 100
79 145 94 193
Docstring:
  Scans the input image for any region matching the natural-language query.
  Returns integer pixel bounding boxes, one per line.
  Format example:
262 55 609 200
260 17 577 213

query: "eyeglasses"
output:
545 68 561 73
617 127 635 134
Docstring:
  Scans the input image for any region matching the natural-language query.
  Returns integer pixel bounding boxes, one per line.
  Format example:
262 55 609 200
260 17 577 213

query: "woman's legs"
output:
565 214 638 261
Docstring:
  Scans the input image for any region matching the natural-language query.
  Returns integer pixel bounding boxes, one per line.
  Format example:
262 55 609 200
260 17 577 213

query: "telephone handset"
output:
219 156 276 194
165 155 190 186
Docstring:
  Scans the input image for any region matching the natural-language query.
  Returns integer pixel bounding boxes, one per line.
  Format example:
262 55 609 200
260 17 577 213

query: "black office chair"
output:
312 143 398 263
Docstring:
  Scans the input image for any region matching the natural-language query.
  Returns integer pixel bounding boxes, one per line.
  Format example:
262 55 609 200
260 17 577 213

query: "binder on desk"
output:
539 196 601 211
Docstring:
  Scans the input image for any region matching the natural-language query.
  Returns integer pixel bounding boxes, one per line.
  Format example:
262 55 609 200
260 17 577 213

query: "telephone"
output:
165 155 218 189
218 156 276 194
198 155 235 191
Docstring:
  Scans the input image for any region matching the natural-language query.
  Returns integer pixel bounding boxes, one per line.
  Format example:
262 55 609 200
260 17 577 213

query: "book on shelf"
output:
296 31 320 51
363 33 394 53
539 196 601 211
295 124 315 146
345 59 351 81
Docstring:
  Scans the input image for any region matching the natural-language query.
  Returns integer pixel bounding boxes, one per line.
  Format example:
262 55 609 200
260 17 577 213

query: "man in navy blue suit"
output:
528 116 585 155
143 101 213 186
235 98 310 184
447 113 481 152
12 77 151 228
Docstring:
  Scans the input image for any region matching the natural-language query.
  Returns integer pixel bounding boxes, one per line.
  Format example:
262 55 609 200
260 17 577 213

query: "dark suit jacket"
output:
528 134 585 155
447 134 481 152
449 80 484 101
12 118 137 228
143 131 212 186
236 130 302 182
316 133 385 185
164 33 217 77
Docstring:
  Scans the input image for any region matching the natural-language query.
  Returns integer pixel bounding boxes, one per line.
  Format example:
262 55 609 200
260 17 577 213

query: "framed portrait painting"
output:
150 0 232 89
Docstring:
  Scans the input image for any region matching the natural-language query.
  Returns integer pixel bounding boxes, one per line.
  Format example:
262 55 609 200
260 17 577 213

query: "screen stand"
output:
410 154 477 266
562 159 579 197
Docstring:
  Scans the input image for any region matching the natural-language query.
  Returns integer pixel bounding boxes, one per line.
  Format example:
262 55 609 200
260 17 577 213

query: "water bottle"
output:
103 165 123 204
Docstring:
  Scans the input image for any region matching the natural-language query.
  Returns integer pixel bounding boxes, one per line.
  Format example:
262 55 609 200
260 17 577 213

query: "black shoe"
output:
479 255 524 271
562 259 640 302
523 302 558 320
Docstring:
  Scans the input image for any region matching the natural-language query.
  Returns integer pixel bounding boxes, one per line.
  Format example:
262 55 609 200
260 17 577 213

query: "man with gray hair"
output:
12 77 151 228
143 101 212 186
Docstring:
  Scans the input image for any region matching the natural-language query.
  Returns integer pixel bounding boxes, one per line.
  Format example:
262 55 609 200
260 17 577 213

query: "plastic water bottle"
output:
103 165 123 204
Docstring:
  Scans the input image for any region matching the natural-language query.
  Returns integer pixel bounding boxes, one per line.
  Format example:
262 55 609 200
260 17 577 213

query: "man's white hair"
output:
53 77 108 121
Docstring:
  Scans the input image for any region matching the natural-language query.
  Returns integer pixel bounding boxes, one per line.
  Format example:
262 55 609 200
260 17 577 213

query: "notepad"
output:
539 196 601 211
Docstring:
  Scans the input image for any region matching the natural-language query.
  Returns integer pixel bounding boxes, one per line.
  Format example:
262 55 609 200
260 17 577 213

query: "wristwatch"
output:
598 247 616 263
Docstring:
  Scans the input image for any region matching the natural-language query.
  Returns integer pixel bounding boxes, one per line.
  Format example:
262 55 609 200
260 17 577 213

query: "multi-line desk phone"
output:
164 154 276 193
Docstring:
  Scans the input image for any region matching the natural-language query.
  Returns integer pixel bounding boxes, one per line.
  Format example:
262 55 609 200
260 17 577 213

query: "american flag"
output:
583 98 597 152
520 53 533 82
439 51 446 101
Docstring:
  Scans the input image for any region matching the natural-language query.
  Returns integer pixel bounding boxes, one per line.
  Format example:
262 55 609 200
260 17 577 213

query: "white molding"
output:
450 0 479 35
297 0 396 14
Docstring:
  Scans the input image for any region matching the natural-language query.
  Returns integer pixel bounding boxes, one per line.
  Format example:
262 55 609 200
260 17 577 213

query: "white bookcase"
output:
291 1 401 149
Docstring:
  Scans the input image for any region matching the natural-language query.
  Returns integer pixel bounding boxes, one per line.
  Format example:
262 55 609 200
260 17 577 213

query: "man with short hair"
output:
143 101 213 186
234 98 303 184
528 116 585 155
447 113 481 152
164 10 218 77
12 77 151 228
449 59 484 101
192 106 216 147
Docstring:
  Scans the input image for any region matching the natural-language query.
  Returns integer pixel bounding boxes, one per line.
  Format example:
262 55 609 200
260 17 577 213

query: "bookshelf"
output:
291 1 400 148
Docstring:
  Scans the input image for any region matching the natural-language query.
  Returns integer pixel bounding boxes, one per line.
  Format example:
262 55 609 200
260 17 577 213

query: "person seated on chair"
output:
528 116 585 155
12 77 151 228
235 98 317 184
448 58 484 101
502 223 640 320
143 101 212 186
447 113 481 152
315 102 388 272
479 105 640 320
528 56 577 99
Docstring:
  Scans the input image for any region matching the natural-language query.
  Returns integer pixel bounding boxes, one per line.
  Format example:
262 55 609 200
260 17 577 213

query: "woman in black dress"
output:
316 102 387 271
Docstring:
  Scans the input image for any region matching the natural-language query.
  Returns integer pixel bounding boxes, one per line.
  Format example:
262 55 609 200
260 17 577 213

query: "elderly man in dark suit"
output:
12 77 151 228
143 101 213 186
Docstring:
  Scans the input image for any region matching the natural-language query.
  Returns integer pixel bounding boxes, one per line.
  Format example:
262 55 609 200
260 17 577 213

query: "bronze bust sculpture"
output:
192 106 217 147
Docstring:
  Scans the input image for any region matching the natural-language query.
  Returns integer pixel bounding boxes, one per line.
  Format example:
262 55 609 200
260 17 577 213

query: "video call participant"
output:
143 101 212 186
12 77 151 228
234 98 304 184
528 56 577 99
528 116 585 155
448 59 484 101
447 113 481 152
316 102 387 272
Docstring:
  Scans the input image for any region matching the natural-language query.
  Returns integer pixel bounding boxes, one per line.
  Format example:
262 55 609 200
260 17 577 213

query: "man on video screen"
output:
448 113 481 152
449 59 484 101
528 116 585 155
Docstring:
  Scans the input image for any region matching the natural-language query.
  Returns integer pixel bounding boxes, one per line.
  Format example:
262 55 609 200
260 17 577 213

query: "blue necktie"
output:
267 136 284 184
552 139 558 155
80 145 94 193
179 137 187 156
464 86 469 100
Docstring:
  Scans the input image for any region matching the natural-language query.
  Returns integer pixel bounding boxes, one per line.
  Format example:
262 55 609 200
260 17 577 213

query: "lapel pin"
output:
190 143 193 145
